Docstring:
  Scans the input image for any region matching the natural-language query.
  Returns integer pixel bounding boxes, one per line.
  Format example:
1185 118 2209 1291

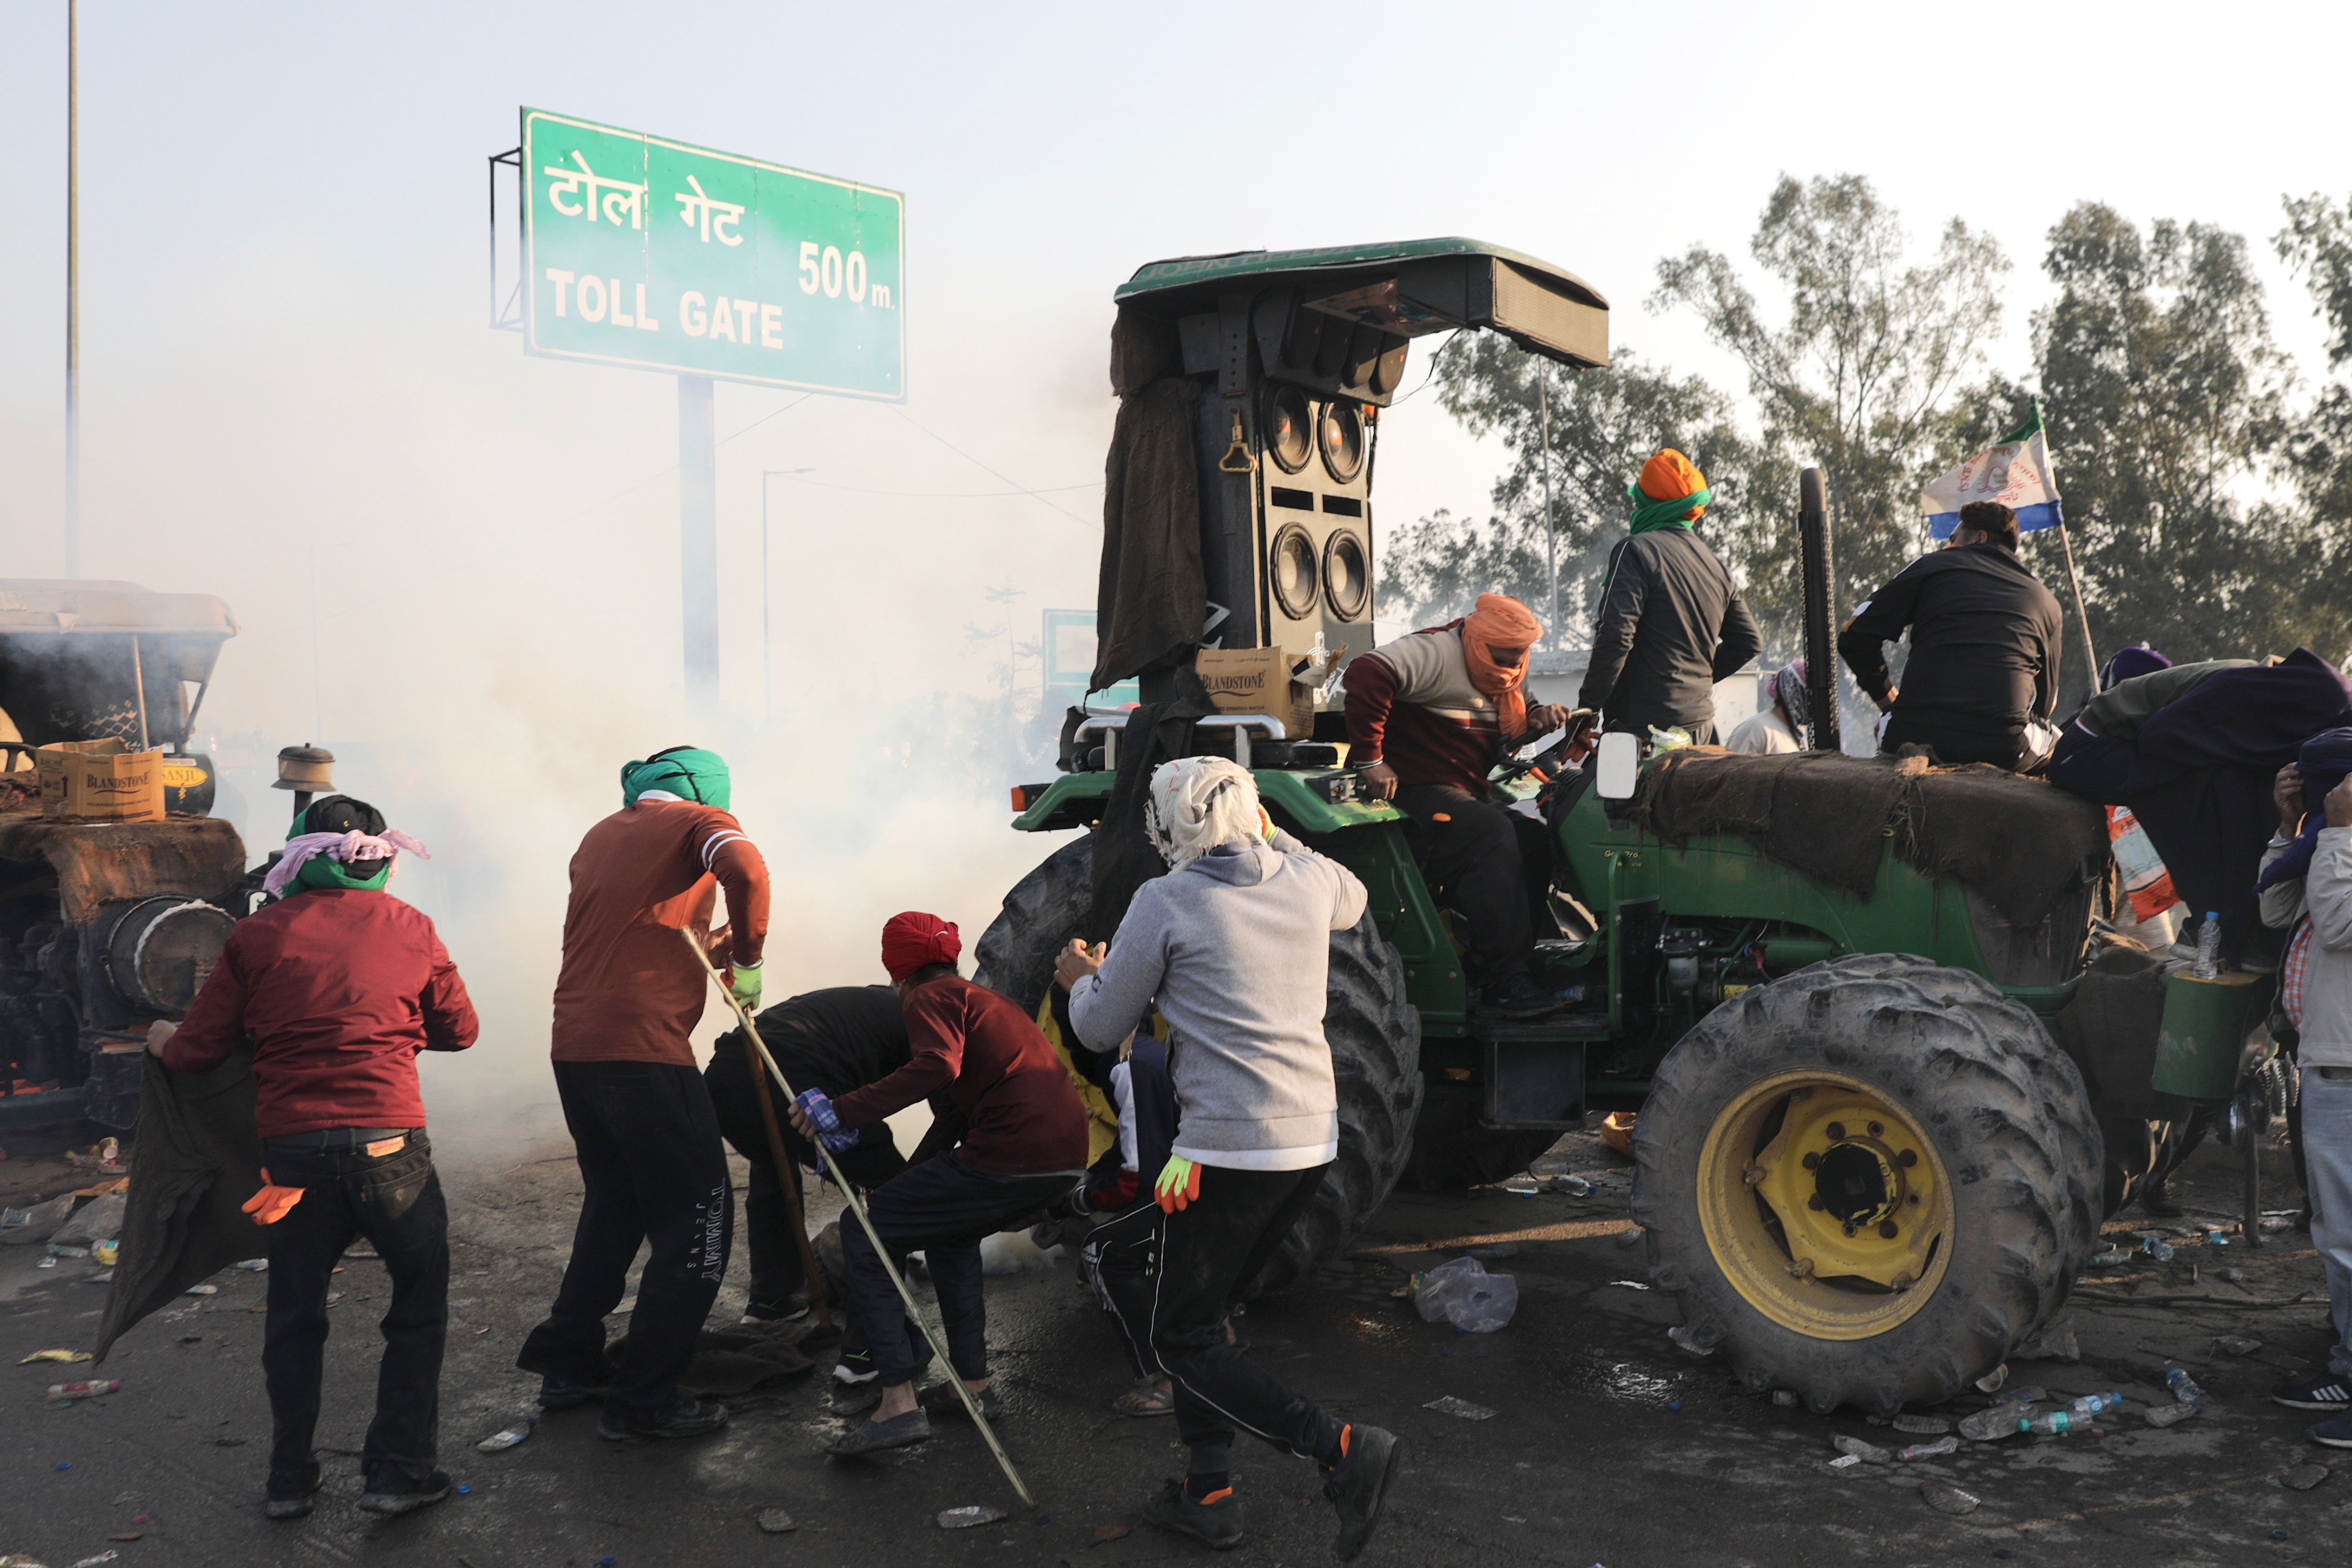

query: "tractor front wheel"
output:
1631 954 2102 1414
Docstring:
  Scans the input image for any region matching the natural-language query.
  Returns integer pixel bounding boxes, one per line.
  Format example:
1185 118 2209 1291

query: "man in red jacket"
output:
793 911 1088 1455
157 795 477 1522
518 746 770 1441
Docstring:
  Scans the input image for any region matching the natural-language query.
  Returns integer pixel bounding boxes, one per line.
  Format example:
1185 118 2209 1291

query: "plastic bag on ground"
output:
1411 1256 1519 1333
53 1192 127 1247
1 1194 74 1245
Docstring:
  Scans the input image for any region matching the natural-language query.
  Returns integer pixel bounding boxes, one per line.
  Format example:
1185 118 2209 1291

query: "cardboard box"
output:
38 738 166 823
1195 646 1318 739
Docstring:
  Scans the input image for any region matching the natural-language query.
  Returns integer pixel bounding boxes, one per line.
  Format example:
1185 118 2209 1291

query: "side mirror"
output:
1595 731 1640 800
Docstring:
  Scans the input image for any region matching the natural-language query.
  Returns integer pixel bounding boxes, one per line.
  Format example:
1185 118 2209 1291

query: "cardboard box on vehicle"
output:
1194 646 1318 739
37 738 166 823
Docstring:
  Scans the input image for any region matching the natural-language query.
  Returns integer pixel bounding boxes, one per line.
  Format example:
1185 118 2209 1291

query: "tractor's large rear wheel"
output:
1631 954 2102 1415
972 833 1422 1293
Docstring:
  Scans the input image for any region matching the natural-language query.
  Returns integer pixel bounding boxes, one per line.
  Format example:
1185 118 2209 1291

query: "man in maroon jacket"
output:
792 911 1088 1455
157 795 477 1522
519 746 770 1441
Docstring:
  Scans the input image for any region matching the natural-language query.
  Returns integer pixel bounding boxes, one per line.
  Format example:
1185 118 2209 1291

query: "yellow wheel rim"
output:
1695 1070 1956 1340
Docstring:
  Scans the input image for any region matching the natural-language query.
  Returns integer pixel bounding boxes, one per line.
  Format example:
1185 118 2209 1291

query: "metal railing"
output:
1073 712 1290 771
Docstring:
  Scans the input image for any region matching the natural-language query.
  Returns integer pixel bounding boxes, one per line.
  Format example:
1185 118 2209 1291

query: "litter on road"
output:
1423 1396 1497 1421
1919 1482 1982 1515
756 1508 796 1533
46 1381 120 1402
938 1505 1008 1528
1898 1437 1960 1460
476 1417 536 1452
2281 1464 2332 1491
20 1350 91 1364
1832 1435 1894 1465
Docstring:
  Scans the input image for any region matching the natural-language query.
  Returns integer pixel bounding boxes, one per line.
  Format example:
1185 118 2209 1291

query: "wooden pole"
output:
2052 519 2099 688
740 1028 830 1328
682 932 1035 1508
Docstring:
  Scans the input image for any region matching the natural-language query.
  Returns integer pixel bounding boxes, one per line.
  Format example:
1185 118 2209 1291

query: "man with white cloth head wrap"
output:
1054 755 1404 1560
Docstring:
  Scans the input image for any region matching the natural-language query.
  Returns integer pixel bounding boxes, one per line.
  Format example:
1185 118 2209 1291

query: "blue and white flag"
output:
1920 402 2063 541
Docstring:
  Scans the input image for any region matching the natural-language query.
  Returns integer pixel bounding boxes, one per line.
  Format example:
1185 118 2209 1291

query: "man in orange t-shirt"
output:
518 746 770 1441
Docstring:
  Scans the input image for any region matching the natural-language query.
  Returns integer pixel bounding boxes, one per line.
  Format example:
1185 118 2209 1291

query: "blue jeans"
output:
2303 1067 2352 1379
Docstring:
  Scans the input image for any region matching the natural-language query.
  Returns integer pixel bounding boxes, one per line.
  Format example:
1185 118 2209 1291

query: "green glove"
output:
727 960 763 1012
1154 1155 1201 1213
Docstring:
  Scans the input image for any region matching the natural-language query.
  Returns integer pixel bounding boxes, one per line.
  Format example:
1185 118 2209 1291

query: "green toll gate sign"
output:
520 107 904 399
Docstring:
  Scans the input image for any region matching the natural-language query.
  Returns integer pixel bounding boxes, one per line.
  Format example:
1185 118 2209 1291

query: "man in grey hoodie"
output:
1057 756 1402 1560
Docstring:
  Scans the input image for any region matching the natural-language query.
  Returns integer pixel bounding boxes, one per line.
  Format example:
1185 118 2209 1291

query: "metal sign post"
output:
512 108 905 698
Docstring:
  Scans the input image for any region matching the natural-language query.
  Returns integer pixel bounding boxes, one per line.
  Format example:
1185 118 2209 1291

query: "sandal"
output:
1112 1380 1177 1418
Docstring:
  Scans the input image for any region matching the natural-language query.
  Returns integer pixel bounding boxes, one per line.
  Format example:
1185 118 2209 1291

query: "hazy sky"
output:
0 0 2344 1140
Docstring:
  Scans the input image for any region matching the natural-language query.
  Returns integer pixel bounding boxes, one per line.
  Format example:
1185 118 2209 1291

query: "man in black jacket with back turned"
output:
1839 500 2063 770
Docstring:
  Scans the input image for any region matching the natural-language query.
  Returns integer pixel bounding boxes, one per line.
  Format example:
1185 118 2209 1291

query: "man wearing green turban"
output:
520 745 773 1442
1576 448 1763 742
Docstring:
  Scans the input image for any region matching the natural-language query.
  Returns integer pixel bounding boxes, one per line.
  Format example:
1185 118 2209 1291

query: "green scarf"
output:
1626 483 1713 535
290 848 392 893
621 747 731 810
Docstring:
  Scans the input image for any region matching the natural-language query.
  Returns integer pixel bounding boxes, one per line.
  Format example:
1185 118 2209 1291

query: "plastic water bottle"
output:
2194 913 2221 979
2141 1235 2175 1262
2165 1365 2205 1404
47 1380 120 1401
2068 1392 2123 1416
2023 1410 2075 1435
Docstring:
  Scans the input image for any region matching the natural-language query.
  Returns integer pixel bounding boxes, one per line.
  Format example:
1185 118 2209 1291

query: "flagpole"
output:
2027 396 2099 686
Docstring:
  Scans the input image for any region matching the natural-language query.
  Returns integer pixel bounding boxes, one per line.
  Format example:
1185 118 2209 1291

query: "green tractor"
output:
974 241 2268 1414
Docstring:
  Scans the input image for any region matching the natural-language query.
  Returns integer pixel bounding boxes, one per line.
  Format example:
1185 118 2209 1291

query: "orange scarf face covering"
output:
1461 593 1544 738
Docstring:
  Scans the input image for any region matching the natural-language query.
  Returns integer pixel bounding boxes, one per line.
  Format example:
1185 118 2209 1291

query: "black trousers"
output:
704 1048 906 1304
1396 784 1550 987
258 1129 448 1493
2047 726 2134 805
1151 1164 1345 1475
1882 712 2024 770
841 1153 1074 1387
1081 1197 1164 1380
518 1060 732 1421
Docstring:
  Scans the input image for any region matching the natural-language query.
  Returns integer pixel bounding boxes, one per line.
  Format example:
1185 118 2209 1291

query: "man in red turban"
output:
788 911 1089 1454
1576 448 1762 742
1344 592 1572 1019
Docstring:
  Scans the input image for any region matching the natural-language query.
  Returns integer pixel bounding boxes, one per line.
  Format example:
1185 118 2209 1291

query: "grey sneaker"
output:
1141 1478 1244 1549
1324 1424 1401 1561
357 1469 453 1516
826 1408 930 1456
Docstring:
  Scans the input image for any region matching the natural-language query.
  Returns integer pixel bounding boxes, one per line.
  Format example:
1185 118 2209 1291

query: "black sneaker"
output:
2273 1374 2352 1410
741 1292 811 1324
537 1374 610 1410
919 1382 1004 1420
826 1408 930 1456
357 1469 454 1516
264 1477 321 1521
1141 1477 1244 1549
1324 1424 1401 1561
1474 975 1562 1021
599 1397 731 1441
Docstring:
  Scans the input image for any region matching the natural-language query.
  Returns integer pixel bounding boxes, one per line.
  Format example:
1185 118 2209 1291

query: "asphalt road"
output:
3 1130 2347 1568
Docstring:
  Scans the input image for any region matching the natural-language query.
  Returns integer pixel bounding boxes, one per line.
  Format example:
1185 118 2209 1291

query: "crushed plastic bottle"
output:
235 1259 268 1272
1826 1453 1864 1471
2144 1402 2199 1428
1891 1413 1950 1435
1546 1174 1594 1197
2140 1236 2175 1262
47 1379 121 1401
1919 1481 1981 1515
476 1416 536 1452
1667 1324 1716 1357
2194 912 2222 979
2213 1335 2262 1357
1960 1405 2030 1441
2023 1411 2077 1436
1898 1436 1960 1461
2164 1365 2205 1405
2208 1229 2231 1246
1831 1434 1894 1465
2068 1392 2125 1416
938 1506 1008 1529
2086 1243 2132 1267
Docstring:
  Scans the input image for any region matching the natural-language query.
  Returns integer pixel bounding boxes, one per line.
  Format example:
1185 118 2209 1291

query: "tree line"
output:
1385 175 2352 708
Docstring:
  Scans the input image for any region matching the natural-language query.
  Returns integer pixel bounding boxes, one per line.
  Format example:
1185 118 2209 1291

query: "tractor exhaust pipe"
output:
1799 468 1839 753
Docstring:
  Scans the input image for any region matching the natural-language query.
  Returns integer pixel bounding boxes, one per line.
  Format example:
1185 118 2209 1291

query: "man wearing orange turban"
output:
1344 592 1572 1019
1576 448 1762 742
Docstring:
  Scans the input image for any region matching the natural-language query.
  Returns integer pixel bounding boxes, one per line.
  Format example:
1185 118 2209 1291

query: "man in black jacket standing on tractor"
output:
1840 500 2063 770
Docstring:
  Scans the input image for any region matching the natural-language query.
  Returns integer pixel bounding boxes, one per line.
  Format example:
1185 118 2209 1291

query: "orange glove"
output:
242 1168 304 1225
1154 1156 1201 1213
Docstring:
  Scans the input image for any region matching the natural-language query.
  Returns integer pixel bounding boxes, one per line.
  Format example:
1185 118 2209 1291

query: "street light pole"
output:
1538 371 1558 650
64 0 79 578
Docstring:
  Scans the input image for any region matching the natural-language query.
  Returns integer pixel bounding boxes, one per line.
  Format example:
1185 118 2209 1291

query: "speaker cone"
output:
1323 529 1369 620
1269 524 1320 621
1266 388 1313 475
1319 401 1365 484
